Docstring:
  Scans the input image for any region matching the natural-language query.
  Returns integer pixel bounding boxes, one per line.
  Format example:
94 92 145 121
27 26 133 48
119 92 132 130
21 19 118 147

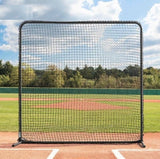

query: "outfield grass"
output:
22 93 140 99
0 93 18 98
0 93 159 132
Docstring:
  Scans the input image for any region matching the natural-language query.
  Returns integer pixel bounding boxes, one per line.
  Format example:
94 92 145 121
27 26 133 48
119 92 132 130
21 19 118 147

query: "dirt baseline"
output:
1 97 160 111
0 97 160 103
33 99 129 110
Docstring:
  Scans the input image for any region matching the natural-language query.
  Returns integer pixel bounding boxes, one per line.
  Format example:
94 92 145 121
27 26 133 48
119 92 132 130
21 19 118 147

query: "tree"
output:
95 65 104 80
73 71 83 87
66 71 83 88
34 70 45 78
143 67 155 75
81 79 95 88
106 68 124 78
0 75 10 86
0 60 3 75
41 65 66 87
30 70 45 87
143 75 154 88
21 64 36 87
9 66 19 86
3 61 13 76
124 65 140 76
119 76 140 88
143 67 160 88
81 65 95 79
63 65 74 79
95 73 117 88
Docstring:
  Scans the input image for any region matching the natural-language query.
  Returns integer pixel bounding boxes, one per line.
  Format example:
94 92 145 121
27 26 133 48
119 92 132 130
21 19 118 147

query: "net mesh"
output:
20 21 142 143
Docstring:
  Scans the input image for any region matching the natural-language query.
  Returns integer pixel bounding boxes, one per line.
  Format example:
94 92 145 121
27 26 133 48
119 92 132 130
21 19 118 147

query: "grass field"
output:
0 93 160 132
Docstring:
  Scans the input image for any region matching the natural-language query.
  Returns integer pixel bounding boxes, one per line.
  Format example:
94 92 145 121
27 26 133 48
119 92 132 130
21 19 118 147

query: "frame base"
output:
12 141 22 147
138 141 146 148
12 137 25 147
12 139 146 148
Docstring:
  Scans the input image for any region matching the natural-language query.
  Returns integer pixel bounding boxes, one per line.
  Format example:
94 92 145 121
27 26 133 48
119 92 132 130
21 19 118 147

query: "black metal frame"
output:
12 21 145 148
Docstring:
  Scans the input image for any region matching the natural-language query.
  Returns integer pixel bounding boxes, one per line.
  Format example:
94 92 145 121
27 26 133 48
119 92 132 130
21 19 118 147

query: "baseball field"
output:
0 93 160 132
0 92 160 159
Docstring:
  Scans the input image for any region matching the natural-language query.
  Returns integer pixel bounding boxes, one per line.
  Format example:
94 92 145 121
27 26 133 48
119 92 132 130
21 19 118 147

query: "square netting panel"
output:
20 21 143 143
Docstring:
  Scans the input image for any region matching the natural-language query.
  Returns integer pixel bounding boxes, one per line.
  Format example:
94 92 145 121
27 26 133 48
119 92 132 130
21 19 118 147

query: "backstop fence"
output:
14 21 144 147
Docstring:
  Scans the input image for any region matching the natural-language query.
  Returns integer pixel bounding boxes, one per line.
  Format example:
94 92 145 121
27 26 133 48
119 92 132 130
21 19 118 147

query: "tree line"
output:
0 60 160 88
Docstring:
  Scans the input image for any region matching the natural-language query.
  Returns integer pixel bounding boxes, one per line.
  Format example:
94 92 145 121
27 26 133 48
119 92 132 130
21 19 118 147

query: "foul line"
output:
112 149 160 159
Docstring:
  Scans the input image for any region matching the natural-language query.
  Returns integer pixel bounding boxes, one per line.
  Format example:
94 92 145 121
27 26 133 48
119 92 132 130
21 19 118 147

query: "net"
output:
19 21 143 143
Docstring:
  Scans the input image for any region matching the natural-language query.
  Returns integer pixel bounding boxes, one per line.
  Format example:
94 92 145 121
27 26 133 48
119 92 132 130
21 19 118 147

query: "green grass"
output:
22 100 63 107
144 95 160 100
0 100 18 131
0 93 18 98
23 108 139 133
0 93 159 132
144 102 160 132
22 93 140 99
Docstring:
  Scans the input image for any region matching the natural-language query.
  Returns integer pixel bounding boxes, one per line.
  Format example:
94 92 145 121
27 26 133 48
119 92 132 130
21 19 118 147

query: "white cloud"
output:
0 0 122 58
2 0 24 5
0 0 121 20
2 0 49 4
142 3 160 68
21 23 107 56
84 0 94 7
69 0 121 20
22 54 41 61
26 5 49 19
0 6 10 18
143 3 160 41
144 54 160 68
0 20 20 52
144 45 160 68
144 44 160 53
0 4 49 19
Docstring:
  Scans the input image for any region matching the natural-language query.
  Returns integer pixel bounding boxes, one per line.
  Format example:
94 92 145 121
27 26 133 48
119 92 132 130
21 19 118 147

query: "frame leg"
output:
12 137 23 147
138 141 146 148
12 141 22 147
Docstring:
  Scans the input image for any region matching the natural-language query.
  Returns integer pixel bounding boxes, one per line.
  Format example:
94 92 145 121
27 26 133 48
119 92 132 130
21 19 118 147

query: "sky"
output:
0 0 160 69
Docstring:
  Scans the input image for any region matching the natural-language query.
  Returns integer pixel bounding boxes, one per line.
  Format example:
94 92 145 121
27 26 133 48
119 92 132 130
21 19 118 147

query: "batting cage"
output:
13 21 145 147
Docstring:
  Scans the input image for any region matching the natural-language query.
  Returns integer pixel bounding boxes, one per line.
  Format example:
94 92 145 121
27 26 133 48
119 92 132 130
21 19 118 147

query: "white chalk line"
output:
47 149 59 159
112 150 125 159
112 149 160 159
115 149 160 152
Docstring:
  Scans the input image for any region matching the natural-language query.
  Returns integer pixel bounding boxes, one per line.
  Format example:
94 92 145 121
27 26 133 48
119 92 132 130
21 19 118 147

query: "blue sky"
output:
0 0 160 68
